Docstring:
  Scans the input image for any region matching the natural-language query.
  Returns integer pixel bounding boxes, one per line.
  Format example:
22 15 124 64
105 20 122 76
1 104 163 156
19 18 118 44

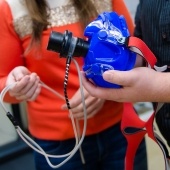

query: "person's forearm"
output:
152 72 170 102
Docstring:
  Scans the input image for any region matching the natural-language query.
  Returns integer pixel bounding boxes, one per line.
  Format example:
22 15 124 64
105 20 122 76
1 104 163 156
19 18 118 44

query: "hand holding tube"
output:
61 87 105 119
6 66 41 101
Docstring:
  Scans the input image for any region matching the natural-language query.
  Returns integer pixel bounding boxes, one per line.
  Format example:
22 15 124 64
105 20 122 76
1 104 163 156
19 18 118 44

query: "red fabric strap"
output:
121 37 170 170
127 36 157 68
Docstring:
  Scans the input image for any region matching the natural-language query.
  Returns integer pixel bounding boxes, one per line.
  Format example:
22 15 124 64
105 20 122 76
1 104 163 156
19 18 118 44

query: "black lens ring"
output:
60 30 73 57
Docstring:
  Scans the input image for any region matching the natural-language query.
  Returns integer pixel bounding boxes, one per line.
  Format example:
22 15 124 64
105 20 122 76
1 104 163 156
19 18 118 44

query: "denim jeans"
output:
33 122 147 170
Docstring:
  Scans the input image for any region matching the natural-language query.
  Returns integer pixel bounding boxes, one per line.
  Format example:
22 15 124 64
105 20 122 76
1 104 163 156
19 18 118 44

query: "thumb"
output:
12 66 31 81
103 70 134 86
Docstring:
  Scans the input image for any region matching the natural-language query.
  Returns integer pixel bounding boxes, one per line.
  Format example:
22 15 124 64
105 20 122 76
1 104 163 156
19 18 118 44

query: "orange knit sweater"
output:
0 0 134 140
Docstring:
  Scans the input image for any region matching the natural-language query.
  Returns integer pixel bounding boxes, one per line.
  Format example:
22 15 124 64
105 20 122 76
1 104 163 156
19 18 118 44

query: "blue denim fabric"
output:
33 122 147 170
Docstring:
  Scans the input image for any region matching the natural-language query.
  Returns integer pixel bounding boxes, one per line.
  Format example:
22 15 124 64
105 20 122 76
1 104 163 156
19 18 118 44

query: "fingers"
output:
27 84 41 101
62 90 95 113
9 73 41 101
61 87 89 110
9 76 30 94
77 99 105 119
68 98 104 119
81 72 107 99
81 71 127 101
11 66 31 81
61 80 105 119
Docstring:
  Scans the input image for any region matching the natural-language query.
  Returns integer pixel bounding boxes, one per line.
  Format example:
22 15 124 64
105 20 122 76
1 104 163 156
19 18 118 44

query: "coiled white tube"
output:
0 58 87 168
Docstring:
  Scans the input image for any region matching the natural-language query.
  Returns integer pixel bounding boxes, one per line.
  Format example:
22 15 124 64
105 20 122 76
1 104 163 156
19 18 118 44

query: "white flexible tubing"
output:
17 110 78 158
0 58 87 168
75 119 85 164
0 81 80 159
